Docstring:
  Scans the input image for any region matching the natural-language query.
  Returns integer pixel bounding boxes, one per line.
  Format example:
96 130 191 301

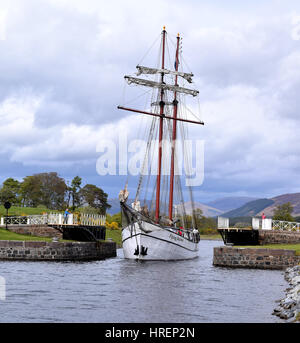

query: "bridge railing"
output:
73 213 106 226
0 213 106 227
271 220 300 231
218 216 300 232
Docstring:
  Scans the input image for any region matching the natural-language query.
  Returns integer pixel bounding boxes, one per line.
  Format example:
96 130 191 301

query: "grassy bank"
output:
0 205 59 217
236 243 300 256
0 226 121 245
201 233 222 240
0 228 56 242
106 228 122 246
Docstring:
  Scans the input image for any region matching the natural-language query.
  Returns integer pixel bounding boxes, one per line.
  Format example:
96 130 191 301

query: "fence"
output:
272 220 300 231
0 213 106 227
218 216 300 232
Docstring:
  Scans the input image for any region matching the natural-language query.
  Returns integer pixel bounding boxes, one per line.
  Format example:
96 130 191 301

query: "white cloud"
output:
0 9 7 40
1 0 300 200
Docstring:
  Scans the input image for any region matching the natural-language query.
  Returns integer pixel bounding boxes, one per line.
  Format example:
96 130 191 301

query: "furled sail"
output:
124 76 199 97
136 65 194 83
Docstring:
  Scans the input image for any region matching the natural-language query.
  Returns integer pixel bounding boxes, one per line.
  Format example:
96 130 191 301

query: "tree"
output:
20 175 42 207
272 202 294 222
80 184 111 214
181 208 217 234
70 176 82 210
20 172 67 209
0 178 21 205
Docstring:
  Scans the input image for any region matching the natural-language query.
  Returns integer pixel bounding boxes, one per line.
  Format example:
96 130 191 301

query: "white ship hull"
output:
122 221 199 261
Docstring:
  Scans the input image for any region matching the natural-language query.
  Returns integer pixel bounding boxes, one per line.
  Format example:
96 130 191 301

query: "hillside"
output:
177 201 223 217
205 196 258 212
222 198 274 218
108 198 223 217
257 193 300 217
108 193 300 218
222 192 300 218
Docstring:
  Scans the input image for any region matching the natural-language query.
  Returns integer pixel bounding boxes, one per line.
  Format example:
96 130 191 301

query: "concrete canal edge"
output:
213 246 300 270
0 240 116 261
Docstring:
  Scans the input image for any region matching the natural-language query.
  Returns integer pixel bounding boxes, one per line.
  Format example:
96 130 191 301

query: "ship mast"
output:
168 33 180 222
118 27 204 225
155 26 166 222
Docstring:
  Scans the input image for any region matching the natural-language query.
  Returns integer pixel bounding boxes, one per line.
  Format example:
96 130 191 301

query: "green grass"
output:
201 233 222 240
0 205 60 217
106 228 122 246
0 228 77 242
0 228 55 242
236 243 300 256
0 227 122 245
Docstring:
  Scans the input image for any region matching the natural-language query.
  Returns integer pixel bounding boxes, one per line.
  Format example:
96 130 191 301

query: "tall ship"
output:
118 27 204 260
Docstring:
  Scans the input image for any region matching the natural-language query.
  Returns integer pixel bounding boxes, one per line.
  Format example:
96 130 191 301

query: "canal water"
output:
0 240 286 323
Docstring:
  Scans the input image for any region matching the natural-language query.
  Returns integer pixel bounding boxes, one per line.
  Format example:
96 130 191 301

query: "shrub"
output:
106 221 119 230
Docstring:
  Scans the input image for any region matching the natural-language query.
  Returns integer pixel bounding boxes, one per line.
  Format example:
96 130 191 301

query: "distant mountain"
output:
177 201 223 217
221 192 300 218
205 196 258 212
222 198 274 218
108 193 300 218
107 198 223 217
257 193 300 217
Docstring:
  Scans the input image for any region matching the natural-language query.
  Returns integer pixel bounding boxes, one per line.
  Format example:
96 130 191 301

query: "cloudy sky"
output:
1 0 300 203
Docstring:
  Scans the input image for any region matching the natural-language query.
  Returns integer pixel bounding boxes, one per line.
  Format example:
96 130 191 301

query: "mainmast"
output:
168 33 180 222
155 26 166 222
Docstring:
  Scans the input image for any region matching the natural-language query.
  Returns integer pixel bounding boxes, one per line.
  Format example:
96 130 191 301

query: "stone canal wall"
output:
213 246 300 270
0 240 116 261
258 230 300 245
7 225 62 239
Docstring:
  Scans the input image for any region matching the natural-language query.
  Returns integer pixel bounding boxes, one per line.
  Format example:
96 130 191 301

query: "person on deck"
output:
193 228 199 242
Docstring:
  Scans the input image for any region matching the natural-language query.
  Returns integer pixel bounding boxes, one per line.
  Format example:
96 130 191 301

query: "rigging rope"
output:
120 30 201 226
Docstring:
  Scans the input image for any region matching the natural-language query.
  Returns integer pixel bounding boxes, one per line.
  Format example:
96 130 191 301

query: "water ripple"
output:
0 241 285 323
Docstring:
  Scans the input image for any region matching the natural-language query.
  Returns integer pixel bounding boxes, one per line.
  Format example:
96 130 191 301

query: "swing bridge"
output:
0 213 107 242
217 216 300 246
217 216 300 232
